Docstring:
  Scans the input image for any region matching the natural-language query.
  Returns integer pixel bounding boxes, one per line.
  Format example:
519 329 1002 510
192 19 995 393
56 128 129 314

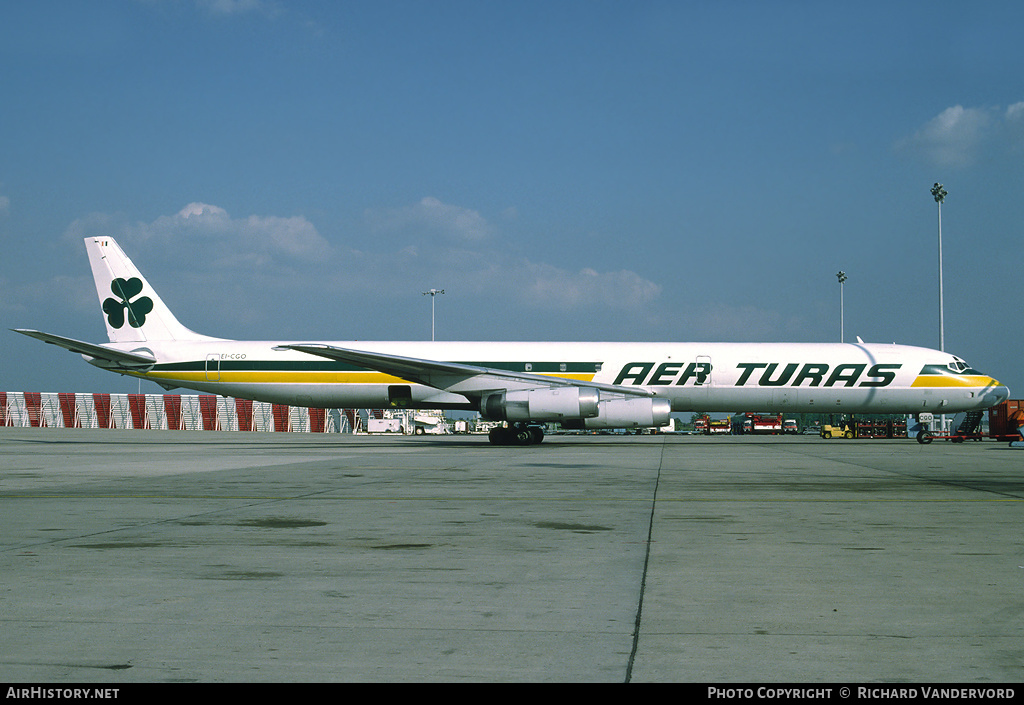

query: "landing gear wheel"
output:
489 426 511 445
488 423 545 445
916 430 934 444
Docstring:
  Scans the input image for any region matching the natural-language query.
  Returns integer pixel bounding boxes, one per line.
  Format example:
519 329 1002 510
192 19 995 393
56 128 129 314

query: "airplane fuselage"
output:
90 339 1007 415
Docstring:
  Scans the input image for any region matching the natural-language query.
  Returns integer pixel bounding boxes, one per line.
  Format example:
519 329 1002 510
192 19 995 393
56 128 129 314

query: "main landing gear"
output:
488 422 545 445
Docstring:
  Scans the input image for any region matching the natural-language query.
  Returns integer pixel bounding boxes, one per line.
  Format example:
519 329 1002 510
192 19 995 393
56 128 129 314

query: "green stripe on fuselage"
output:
152 360 603 374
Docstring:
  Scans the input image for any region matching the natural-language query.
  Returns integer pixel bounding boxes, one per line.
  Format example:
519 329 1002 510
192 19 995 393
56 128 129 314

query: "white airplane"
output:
14 237 1010 444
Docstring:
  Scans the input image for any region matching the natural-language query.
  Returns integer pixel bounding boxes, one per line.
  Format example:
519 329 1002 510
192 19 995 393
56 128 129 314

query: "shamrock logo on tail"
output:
103 277 154 329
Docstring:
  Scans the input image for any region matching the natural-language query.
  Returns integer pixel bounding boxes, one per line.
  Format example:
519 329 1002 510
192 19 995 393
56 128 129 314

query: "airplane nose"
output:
982 383 1010 408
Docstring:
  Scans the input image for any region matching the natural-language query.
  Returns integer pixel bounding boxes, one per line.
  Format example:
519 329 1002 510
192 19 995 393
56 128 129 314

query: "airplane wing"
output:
11 329 157 368
276 343 655 398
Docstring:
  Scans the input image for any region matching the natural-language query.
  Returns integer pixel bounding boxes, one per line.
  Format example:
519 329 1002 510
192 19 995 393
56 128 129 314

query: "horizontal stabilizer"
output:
12 329 156 368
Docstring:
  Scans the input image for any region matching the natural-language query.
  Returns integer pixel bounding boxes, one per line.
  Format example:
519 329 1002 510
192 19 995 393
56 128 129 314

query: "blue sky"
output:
2 0 1022 399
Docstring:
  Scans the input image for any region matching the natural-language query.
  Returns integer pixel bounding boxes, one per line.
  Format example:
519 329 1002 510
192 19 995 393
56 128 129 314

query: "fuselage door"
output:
695 355 712 386
205 353 221 381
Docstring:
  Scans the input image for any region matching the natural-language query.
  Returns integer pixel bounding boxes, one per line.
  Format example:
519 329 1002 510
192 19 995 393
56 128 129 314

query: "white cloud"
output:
898 100 1024 167
65 202 330 268
196 0 278 17
519 263 662 311
358 197 661 312
1005 102 1024 151
176 202 229 220
900 105 993 167
366 196 493 242
60 198 666 337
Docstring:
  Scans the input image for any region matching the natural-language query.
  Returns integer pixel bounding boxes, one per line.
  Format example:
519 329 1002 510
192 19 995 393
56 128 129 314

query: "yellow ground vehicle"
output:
821 424 854 439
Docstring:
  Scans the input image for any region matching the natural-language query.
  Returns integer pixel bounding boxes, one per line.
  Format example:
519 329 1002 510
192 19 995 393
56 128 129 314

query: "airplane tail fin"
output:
85 237 213 343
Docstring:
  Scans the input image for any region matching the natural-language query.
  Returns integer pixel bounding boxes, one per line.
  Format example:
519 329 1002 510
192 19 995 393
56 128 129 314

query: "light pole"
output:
930 183 948 435
930 183 947 352
836 271 847 343
422 288 444 341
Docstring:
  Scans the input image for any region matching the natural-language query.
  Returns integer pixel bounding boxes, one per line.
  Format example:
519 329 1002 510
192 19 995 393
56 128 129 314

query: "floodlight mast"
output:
836 271 847 343
931 183 947 352
930 182 948 436
422 288 445 341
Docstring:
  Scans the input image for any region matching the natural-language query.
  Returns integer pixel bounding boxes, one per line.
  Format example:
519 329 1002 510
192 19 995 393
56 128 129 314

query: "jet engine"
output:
480 387 600 422
481 387 671 430
561 397 672 430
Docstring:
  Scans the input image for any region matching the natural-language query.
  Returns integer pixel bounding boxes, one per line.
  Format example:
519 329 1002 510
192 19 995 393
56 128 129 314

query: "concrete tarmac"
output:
1 428 1022 683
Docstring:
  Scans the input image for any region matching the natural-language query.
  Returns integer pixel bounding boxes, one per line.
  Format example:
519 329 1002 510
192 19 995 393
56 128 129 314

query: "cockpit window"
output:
948 360 969 373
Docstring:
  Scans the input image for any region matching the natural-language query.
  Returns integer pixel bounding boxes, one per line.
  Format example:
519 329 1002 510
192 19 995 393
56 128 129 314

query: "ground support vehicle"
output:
740 413 783 434
988 401 1024 446
915 404 1023 445
821 424 854 439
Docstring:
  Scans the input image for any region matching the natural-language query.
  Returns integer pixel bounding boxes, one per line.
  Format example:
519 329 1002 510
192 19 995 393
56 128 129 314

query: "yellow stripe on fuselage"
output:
911 374 1001 388
140 371 599 386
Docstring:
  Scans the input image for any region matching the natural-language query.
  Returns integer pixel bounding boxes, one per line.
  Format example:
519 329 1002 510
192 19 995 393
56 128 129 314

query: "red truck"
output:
742 413 783 434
